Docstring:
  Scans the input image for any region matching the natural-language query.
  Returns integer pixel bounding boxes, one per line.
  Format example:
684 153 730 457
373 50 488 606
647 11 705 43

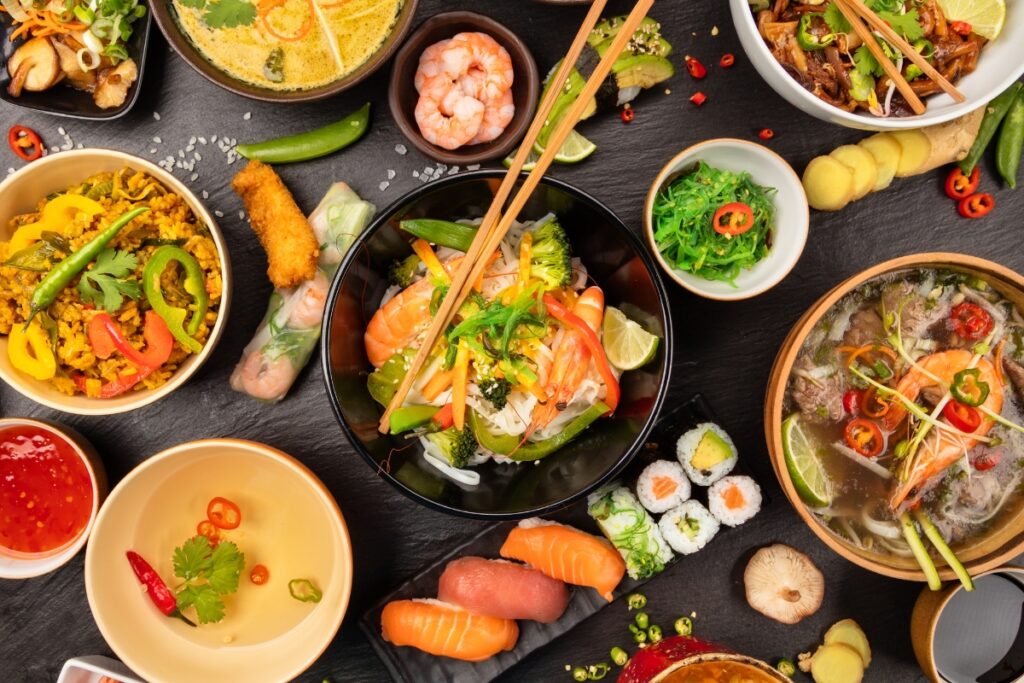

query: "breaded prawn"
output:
231 160 319 288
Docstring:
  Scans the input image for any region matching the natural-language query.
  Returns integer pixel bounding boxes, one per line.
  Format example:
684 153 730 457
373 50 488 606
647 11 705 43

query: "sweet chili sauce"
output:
0 425 93 555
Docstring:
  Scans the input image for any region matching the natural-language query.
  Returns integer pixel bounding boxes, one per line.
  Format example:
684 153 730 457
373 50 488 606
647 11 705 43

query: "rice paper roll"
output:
587 485 674 580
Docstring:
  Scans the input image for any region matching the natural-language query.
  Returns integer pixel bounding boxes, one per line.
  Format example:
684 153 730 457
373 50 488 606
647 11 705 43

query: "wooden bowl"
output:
388 11 540 165
765 253 1024 582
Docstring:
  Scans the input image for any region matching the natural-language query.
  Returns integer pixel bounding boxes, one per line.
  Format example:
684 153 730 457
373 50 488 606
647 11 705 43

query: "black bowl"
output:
321 171 673 519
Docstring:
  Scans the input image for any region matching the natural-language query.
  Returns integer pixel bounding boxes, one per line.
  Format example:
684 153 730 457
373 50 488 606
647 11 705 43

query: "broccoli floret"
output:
425 427 478 469
388 254 420 288
479 377 512 410
529 219 573 290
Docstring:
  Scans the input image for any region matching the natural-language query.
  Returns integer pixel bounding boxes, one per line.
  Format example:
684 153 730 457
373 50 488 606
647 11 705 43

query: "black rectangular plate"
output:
360 393 764 683
0 7 151 120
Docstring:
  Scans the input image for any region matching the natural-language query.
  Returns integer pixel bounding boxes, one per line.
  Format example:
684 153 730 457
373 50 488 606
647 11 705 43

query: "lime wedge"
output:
603 306 659 370
782 413 833 508
503 146 539 171
936 0 1005 40
505 130 597 169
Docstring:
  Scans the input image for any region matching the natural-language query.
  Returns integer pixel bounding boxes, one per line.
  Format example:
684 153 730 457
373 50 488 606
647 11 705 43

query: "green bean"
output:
236 102 370 164
626 593 646 610
610 647 628 667
996 90 1024 189
26 207 149 326
960 83 1022 174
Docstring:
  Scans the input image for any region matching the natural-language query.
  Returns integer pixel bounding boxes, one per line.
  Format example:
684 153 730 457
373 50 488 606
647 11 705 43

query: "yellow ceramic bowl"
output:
0 149 232 415
85 439 352 683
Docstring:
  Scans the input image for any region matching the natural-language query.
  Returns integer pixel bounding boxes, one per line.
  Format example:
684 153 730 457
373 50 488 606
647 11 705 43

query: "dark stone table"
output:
2 0 1021 681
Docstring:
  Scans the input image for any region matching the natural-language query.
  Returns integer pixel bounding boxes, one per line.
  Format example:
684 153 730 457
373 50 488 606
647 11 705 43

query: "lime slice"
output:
782 413 833 508
936 0 1005 39
505 131 597 169
503 146 539 171
603 306 659 370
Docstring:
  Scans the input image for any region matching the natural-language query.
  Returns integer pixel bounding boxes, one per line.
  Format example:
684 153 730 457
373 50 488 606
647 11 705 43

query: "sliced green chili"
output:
951 368 989 406
288 578 322 603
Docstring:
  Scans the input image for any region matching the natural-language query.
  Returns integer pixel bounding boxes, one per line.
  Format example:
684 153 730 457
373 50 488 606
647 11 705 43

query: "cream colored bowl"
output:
84 439 352 683
0 149 231 415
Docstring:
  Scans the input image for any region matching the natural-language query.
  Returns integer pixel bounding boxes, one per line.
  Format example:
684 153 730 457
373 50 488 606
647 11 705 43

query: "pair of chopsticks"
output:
378 0 655 433
832 0 965 116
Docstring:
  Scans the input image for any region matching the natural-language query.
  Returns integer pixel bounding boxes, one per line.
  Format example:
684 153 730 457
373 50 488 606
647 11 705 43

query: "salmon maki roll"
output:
438 556 570 623
380 599 519 662
499 518 626 601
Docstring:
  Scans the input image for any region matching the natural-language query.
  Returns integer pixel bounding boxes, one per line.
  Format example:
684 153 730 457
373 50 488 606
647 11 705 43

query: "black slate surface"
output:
1 0 1022 681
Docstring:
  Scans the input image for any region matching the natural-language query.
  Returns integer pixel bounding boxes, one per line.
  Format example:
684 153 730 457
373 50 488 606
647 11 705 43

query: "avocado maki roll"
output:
676 422 738 486
658 500 720 555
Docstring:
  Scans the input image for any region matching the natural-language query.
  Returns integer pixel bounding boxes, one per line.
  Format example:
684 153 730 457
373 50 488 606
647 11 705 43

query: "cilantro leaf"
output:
173 535 214 581
823 2 852 34
877 9 924 41
77 248 140 313
206 541 245 595
203 0 256 29
177 583 225 624
853 45 883 78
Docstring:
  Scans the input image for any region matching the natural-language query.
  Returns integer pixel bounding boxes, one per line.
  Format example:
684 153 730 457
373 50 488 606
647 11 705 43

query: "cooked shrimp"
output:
449 32 514 102
415 75 484 151
414 39 453 93
468 89 515 145
885 349 1004 510
230 353 296 402
288 271 329 329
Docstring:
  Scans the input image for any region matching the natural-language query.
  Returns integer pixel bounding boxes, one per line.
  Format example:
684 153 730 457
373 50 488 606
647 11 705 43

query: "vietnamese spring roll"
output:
230 182 375 402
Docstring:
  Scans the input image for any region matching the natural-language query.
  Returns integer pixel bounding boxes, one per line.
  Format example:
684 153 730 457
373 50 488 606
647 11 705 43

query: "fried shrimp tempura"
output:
231 160 319 288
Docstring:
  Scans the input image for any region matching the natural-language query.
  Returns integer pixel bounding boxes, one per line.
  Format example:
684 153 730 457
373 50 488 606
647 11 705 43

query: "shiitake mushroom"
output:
7 37 63 97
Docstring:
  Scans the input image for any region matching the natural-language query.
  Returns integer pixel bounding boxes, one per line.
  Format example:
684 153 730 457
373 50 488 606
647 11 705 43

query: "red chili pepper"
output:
843 389 862 416
432 403 454 431
689 92 707 106
860 387 891 418
542 294 620 413
844 418 884 457
758 128 775 140
620 107 635 123
126 550 196 626
958 192 994 218
684 55 707 79
196 520 221 546
945 166 981 200
711 202 755 236
943 400 982 433
719 53 735 68
87 312 175 369
207 496 242 530
951 20 972 35
8 125 43 162
974 451 1001 471
250 564 270 585
950 302 994 341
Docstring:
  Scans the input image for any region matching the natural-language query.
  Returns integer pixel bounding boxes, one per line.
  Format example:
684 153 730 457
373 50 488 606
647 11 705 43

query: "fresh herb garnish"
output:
77 247 141 313
181 0 257 29
172 536 245 624
822 2 852 34
877 9 924 41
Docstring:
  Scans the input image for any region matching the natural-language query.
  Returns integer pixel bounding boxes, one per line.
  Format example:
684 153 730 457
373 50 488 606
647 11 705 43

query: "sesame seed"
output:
198 136 207 145
149 148 157 154
238 211 245 220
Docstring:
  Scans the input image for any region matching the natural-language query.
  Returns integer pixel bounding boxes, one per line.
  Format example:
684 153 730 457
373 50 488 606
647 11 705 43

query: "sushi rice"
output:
708 475 762 527
636 460 691 513
587 485 674 580
658 500 720 555
676 422 738 486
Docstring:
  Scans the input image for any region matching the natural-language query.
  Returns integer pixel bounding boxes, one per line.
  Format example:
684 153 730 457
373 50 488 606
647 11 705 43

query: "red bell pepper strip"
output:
945 166 980 200
542 294 620 414
8 125 43 162
126 550 196 626
943 401 982 433
958 192 994 218
88 312 175 369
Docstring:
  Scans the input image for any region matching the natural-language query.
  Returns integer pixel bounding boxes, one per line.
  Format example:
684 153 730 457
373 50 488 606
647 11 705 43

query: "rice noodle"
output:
860 501 903 539
877 536 915 557
832 442 893 479
420 436 481 486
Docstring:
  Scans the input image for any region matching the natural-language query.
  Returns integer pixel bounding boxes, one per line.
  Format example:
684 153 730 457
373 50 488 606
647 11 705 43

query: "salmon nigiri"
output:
438 556 570 623
499 518 626 601
381 599 519 662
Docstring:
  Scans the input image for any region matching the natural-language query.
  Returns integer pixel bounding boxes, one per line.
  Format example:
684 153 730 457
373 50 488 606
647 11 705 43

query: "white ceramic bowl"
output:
85 439 353 683
0 418 105 579
0 149 232 415
644 138 808 301
730 0 1024 130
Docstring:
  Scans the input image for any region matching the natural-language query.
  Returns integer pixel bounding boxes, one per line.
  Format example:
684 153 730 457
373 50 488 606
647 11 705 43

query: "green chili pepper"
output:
627 593 646 610
236 103 370 164
674 616 693 636
26 207 149 326
951 368 990 406
996 90 1024 189
634 611 650 629
588 664 610 680
961 82 1023 174
610 647 628 667
647 625 663 643
288 578 322 603
142 246 209 354
572 666 588 682
776 658 797 676
632 628 647 644
796 14 835 50
467 401 609 461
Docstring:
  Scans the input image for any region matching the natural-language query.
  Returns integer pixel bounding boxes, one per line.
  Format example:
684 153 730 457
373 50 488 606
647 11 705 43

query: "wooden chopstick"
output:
377 0 616 432
841 0 966 103
833 0 925 115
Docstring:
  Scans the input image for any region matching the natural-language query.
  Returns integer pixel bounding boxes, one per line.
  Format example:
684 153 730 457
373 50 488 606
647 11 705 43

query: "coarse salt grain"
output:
379 181 390 191
243 112 252 120
395 144 407 155
190 173 198 181
386 169 395 180
466 164 480 171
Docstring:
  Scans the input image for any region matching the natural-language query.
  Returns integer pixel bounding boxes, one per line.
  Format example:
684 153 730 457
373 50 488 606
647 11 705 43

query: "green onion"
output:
572 666 588 681
776 658 797 676
73 5 94 23
647 625 663 643
914 510 974 592
900 512 942 590
627 593 647 610
674 616 693 636
634 611 649 629
610 647 628 667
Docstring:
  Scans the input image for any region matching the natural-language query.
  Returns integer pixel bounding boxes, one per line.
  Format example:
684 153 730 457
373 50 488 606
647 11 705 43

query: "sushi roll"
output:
708 476 762 527
676 422 738 486
587 486 674 580
658 500 720 555
636 460 691 513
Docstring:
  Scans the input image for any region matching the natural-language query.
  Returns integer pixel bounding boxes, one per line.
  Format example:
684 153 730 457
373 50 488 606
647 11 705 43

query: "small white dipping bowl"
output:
644 138 809 301
0 149 231 415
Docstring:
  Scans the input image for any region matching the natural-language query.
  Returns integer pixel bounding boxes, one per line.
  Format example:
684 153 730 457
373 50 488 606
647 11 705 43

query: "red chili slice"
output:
945 167 980 200
958 192 994 218
690 91 707 106
758 128 775 140
207 496 242 530
943 400 982 433
8 125 43 162
621 107 635 123
974 451 1001 471
196 520 221 547
844 418 884 457
843 389 862 416
950 302 994 341
712 202 755 236
720 53 735 68
951 20 972 35
250 564 270 585
684 55 707 79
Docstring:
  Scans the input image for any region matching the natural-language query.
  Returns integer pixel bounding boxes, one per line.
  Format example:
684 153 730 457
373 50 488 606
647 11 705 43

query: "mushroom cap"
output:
744 543 825 624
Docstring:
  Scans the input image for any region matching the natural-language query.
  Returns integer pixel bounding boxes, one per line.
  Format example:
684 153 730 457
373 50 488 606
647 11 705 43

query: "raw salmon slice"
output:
381 599 519 662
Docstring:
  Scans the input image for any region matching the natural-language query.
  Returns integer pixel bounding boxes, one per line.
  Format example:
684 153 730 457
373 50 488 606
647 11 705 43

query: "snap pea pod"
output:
996 90 1024 189
400 219 477 252
960 83 1021 174
235 102 370 164
26 207 149 325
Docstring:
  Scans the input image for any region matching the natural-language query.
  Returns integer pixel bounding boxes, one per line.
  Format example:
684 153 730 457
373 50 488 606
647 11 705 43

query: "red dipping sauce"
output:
0 424 94 555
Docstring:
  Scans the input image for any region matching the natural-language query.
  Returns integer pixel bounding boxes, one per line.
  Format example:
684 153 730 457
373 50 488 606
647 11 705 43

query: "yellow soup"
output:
173 0 403 90
661 660 780 683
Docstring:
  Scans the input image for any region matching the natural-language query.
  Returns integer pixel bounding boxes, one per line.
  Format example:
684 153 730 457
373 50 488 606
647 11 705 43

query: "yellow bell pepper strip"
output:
9 195 104 253
542 294 620 413
467 401 610 461
518 232 533 289
7 319 57 380
451 340 470 430
411 239 448 282
8 222 47 254
142 246 209 354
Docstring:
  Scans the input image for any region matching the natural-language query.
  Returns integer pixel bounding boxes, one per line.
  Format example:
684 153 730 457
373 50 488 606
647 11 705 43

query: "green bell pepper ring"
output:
797 14 836 50
142 245 209 354
951 368 990 407
468 401 610 462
